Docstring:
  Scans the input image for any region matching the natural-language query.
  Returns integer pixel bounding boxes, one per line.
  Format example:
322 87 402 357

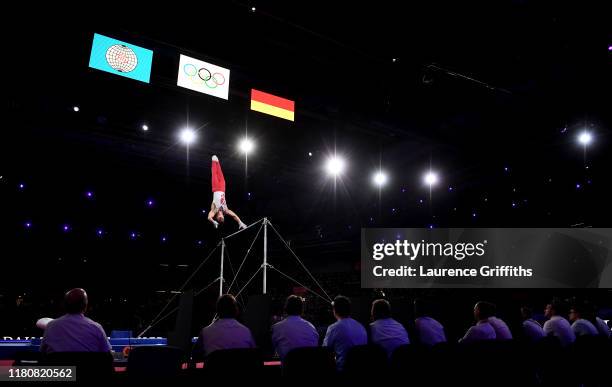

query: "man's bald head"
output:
64 288 88 314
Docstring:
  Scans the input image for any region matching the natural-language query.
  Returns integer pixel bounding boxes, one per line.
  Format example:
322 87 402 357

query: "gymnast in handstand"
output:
208 155 247 230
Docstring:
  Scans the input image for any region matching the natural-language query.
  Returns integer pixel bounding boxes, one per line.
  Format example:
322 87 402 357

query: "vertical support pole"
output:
263 218 268 294
219 239 225 297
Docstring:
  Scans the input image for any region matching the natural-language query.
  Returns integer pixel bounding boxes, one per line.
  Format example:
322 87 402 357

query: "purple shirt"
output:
41 314 111 353
460 320 496 343
271 315 319 361
198 318 256 357
415 317 447 346
369 318 410 357
323 317 367 371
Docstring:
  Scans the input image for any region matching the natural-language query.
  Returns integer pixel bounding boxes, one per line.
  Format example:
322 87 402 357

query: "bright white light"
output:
373 171 388 187
251 6 256 11
326 156 345 176
424 171 439 186
180 128 196 145
73 106 80 112
142 124 149 131
578 131 592 146
239 138 254 154
308 152 313 157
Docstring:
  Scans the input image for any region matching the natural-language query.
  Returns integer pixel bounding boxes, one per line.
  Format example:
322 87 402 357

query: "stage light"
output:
96 229 104 236
373 171 388 187
85 191 93 198
326 156 346 176
24 222 32 229
423 171 439 186
18 183 25 190
63 224 71 232
251 6 256 11
179 128 196 145
73 106 80 112
308 152 313 157
146 199 155 207
142 124 149 131
578 131 592 146
239 138 254 154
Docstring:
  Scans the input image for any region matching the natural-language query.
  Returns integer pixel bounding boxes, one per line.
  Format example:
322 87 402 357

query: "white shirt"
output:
595 317 610 338
415 316 446 346
488 316 513 340
571 318 598 337
543 315 575 347
323 317 367 371
271 315 319 361
198 318 256 357
213 191 227 212
459 320 496 343
369 318 410 357
40 314 111 353
522 319 545 342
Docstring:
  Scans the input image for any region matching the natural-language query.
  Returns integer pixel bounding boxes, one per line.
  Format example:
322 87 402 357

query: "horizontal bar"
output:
222 218 265 240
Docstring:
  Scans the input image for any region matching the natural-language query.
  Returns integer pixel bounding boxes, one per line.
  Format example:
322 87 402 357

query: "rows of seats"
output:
12 335 612 385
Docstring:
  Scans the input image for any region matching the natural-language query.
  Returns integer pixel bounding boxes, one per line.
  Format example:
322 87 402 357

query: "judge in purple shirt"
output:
369 299 409 358
40 288 111 354
323 295 367 371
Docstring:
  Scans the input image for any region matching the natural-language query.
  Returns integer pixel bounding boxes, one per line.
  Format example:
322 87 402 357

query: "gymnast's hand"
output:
212 220 219 229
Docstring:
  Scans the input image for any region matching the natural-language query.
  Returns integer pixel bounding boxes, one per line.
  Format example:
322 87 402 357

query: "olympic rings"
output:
182 63 226 89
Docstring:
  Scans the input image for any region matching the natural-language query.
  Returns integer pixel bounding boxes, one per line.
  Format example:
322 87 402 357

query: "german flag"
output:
250 89 295 122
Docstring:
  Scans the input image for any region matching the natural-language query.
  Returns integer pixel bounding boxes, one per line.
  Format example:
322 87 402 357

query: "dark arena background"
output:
1 1 611 385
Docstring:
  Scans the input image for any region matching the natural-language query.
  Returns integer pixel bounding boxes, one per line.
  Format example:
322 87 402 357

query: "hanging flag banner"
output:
177 54 230 100
88 33 153 83
250 89 295 121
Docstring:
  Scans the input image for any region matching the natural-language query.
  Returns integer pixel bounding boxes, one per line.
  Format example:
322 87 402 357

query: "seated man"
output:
569 303 598 337
542 299 575 347
520 306 544 342
413 298 446 347
369 299 409 357
197 294 256 357
271 295 319 362
40 288 111 353
485 302 513 340
323 295 367 371
459 301 496 344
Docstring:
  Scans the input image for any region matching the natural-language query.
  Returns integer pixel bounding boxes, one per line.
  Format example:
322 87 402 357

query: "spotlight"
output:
142 124 149 131
308 152 313 157
578 131 592 146
179 128 196 145
239 138 255 154
373 171 388 187
146 199 155 207
24 222 32 229
63 224 71 232
423 171 439 186
251 6 256 11
85 191 93 198
326 156 346 176
73 106 80 112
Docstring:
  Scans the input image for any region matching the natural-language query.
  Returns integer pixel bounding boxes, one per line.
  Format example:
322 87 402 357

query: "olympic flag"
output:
250 89 295 121
88 33 153 83
177 54 231 100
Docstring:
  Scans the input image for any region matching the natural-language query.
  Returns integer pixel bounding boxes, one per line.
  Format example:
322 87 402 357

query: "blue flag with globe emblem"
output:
88 33 153 83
